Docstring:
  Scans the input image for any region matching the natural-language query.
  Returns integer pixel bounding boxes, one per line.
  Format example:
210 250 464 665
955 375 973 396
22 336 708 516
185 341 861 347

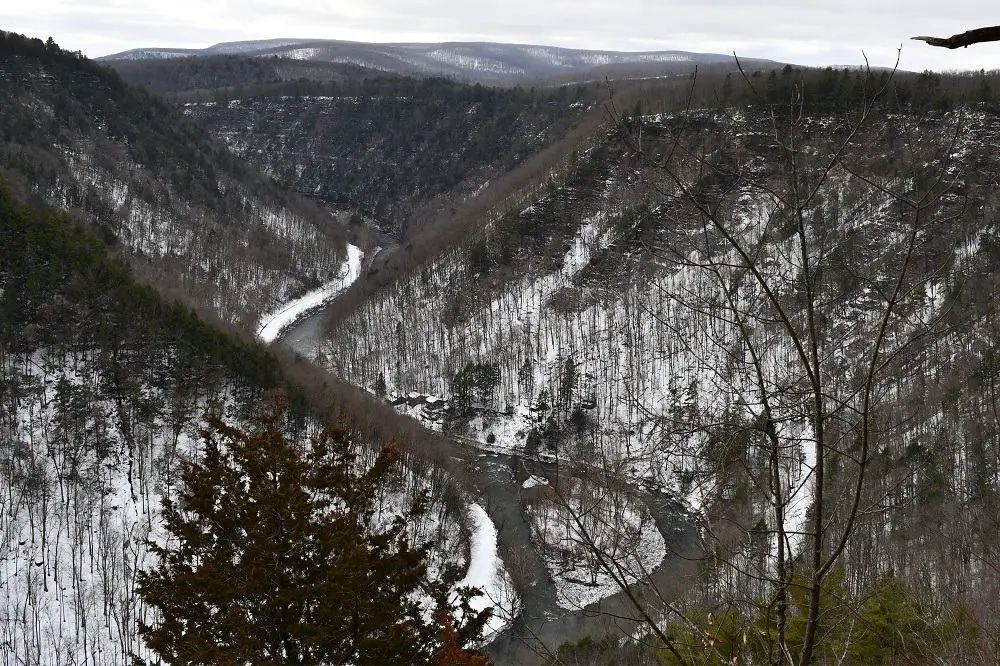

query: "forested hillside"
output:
0 31 353 328
108 54 376 94
14 22 1000 662
99 38 778 85
173 73 593 236
319 68 1000 661
0 29 507 665
0 182 276 663
0 184 477 664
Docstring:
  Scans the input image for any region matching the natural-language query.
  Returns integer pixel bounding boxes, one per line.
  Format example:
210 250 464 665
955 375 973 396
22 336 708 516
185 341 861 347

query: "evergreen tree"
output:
137 397 489 665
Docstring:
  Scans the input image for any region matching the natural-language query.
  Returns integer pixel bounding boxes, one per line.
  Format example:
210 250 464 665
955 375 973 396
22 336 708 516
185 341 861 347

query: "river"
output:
275 253 697 664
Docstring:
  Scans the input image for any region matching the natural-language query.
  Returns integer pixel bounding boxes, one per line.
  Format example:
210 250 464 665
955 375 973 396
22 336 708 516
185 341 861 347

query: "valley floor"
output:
275 291 697 663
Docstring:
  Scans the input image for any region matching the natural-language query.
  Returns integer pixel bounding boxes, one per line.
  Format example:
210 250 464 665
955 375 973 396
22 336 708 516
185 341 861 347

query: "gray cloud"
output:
4 0 1000 71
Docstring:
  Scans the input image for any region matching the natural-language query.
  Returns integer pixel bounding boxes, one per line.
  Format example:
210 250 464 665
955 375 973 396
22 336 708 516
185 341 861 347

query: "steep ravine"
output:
275 285 697 663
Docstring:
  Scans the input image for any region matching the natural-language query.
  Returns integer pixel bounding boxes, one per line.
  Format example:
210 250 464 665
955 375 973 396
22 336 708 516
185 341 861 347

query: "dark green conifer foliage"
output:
137 399 490 665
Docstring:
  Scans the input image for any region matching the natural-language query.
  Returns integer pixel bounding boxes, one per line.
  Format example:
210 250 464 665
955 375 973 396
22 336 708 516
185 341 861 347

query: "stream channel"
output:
275 248 698 664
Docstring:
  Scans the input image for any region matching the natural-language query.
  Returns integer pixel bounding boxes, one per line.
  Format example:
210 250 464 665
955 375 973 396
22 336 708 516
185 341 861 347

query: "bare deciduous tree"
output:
545 58 976 664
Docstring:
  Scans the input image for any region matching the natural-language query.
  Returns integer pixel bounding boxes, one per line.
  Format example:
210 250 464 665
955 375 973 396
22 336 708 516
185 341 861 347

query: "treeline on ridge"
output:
611 62 1000 117
109 55 391 96
176 66 594 236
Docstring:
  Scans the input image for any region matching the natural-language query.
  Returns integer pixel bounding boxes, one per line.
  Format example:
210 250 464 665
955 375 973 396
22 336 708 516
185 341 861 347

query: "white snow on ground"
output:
256 243 363 342
2 348 475 663
782 424 817 557
280 47 322 60
0 351 222 665
561 213 608 279
563 519 664 611
455 503 519 640
522 475 550 489
528 491 667 611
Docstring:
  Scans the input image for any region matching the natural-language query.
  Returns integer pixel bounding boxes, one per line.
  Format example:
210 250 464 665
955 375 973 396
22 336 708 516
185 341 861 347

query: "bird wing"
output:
912 25 1000 49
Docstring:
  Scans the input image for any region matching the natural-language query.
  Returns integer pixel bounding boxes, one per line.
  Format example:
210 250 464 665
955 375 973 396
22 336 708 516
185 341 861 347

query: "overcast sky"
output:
4 1 1000 72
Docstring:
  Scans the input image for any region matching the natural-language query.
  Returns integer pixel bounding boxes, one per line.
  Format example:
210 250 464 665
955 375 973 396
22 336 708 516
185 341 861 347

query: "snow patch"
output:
528 494 667 611
522 475 550 489
455 503 519 640
256 243 363 343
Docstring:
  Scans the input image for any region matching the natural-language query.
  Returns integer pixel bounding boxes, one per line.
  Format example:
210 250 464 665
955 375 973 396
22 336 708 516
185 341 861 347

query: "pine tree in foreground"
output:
137 396 490 665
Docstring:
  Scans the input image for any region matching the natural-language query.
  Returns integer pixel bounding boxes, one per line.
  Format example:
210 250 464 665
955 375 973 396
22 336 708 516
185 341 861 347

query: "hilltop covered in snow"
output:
100 38 780 84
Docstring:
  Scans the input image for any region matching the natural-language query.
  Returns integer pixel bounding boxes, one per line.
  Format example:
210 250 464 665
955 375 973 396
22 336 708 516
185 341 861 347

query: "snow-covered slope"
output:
0 185 477 665
100 38 778 84
0 349 474 664
0 31 352 328
319 106 1000 608
257 243 363 342
0 349 206 665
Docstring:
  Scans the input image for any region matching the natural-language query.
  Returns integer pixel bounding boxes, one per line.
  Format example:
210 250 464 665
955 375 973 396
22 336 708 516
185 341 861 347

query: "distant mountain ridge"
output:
99 38 777 83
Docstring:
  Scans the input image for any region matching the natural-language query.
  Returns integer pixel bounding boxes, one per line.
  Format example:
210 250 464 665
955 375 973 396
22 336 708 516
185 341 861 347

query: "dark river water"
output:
276 249 697 664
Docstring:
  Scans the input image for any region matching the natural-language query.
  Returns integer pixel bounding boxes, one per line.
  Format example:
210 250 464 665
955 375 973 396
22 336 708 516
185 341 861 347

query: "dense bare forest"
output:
8 24 1000 665
0 31 355 328
319 67 1000 663
175 75 595 237
0 180 485 664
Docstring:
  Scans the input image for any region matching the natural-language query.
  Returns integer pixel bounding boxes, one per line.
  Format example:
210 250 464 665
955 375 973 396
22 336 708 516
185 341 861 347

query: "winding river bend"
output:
275 261 698 664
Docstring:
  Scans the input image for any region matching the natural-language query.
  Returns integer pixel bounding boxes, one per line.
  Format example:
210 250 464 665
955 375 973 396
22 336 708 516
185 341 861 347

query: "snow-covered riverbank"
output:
256 243 364 343
457 503 519 640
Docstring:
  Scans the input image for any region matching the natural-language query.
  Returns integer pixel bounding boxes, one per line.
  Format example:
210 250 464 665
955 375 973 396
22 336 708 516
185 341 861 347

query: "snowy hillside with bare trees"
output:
320 82 1000 661
0 31 354 328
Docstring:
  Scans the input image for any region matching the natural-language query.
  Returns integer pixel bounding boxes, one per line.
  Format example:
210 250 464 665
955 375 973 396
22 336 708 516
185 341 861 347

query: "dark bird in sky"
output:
912 25 1000 49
